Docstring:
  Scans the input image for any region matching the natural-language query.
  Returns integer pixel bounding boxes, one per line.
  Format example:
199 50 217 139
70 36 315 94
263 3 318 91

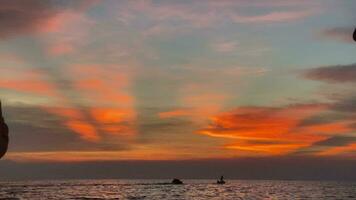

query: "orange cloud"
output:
91 107 136 136
72 65 136 136
0 68 60 97
225 142 307 155
44 105 137 141
91 108 134 124
65 120 99 142
303 121 353 134
49 64 138 137
198 104 336 155
43 106 100 142
0 79 57 96
317 143 356 156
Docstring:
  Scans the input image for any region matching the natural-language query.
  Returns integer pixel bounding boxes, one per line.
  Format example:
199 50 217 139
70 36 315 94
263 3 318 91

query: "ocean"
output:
0 179 355 199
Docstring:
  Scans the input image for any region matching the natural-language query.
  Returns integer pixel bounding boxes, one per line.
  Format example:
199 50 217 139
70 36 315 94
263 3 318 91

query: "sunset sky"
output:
1 0 356 166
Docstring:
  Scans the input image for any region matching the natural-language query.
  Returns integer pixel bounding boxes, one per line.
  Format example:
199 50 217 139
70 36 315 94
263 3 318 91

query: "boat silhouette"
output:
171 178 183 184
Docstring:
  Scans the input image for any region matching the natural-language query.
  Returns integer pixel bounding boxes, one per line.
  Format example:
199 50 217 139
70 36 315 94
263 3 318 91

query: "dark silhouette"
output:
171 178 183 184
353 28 356 42
217 175 225 184
0 100 9 159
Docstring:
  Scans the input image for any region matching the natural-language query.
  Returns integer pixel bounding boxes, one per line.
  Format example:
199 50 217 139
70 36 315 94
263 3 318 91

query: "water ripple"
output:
0 180 356 199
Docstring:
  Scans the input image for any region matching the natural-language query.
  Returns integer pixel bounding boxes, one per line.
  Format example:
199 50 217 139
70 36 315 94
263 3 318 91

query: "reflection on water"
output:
0 179 356 199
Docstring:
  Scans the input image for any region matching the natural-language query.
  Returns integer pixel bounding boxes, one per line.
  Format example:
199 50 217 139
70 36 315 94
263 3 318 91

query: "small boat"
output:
171 178 183 184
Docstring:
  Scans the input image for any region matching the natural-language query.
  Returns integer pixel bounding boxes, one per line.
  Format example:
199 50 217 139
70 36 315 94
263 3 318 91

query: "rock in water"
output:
0 101 9 159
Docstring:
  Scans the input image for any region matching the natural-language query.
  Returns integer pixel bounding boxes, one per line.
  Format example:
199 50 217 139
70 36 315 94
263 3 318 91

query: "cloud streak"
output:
304 63 356 83
317 27 355 43
232 10 314 23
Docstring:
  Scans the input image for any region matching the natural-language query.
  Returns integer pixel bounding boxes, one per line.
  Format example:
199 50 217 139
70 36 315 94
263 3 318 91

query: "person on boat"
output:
217 175 225 184
0 101 9 159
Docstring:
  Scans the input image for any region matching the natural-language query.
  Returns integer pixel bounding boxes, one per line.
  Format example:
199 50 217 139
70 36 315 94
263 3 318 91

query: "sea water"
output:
0 179 355 199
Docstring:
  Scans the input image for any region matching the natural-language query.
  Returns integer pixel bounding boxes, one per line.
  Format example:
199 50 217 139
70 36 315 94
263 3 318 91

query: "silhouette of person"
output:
0 101 9 159
217 175 225 184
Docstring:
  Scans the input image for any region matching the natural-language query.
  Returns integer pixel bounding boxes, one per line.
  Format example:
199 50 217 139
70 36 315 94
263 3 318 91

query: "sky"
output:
0 0 356 179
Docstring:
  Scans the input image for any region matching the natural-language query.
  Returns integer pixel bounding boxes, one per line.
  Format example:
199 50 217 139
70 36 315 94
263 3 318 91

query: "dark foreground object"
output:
171 179 183 184
0 101 9 159
354 28 356 42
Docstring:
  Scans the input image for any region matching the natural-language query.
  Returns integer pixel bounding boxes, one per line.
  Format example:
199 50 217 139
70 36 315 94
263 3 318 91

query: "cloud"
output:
317 27 355 43
304 63 356 83
297 113 346 127
0 0 57 39
333 96 356 113
213 41 239 53
196 103 356 155
44 106 100 142
65 120 99 142
72 67 134 105
43 10 96 57
0 67 59 97
295 62 356 155
114 0 322 31
318 144 356 156
301 135 356 156
90 107 135 136
0 0 97 39
1 63 137 142
0 79 57 96
232 10 314 23
313 136 356 147
4 104 133 153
